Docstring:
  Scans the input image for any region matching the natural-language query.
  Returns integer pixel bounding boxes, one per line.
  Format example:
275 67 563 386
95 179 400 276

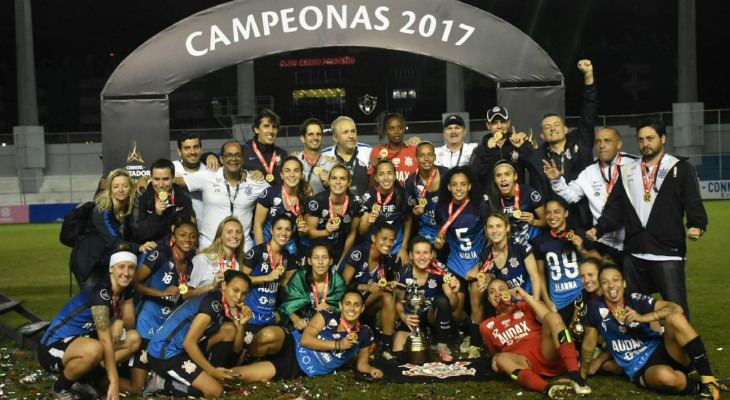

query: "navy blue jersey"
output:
254 185 303 254
396 262 450 314
135 240 193 339
533 228 594 309
292 309 373 377
584 292 662 380
42 276 133 345
497 184 545 245
345 242 401 299
147 291 229 359
243 243 297 324
304 191 361 258
404 167 448 241
478 238 534 294
435 195 491 278
360 188 409 254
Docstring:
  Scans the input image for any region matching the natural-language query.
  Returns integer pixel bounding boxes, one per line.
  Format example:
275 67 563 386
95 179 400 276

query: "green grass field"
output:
2 200 730 399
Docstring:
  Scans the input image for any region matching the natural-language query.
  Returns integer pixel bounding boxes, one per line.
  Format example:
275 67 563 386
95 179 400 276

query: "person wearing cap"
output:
470 105 536 188
321 115 372 197
435 114 478 168
532 59 599 228
38 247 142 400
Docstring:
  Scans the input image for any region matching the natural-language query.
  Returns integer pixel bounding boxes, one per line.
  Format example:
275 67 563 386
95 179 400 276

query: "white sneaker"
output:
572 381 592 396
436 343 453 362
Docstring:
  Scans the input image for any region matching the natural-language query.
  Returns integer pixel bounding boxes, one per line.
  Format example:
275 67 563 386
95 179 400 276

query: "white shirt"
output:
550 152 635 251
295 151 338 195
183 168 268 251
172 160 207 223
321 142 372 166
434 143 478 168
189 252 241 289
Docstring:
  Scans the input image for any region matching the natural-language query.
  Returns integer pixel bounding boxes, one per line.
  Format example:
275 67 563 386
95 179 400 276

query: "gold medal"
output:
419 198 428 207
613 306 627 323
378 278 388 287
379 148 389 158
436 233 445 242
371 204 381 213
276 265 285 274
349 333 358 341
477 272 486 281
501 291 511 301
494 132 503 141
296 216 304 225
266 173 275 182
643 192 651 202
443 274 452 283
313 166 322 175
158 191 168 201
512 209 522 219
332 216 341 225
178 284 188 294
566 231 575 240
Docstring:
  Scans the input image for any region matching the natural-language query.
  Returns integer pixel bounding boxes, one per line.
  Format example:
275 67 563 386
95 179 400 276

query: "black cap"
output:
443 114 465 128
486 106 509 122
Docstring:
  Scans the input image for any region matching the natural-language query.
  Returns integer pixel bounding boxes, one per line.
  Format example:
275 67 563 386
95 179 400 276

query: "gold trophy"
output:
403 282 431 363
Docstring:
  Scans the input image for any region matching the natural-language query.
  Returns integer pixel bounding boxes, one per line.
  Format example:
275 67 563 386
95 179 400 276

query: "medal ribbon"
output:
312 272 330 308
415 168 437 201
370 244 386 280
219 252 237 272
329 195 350 220
252 140 278 176
606 300 626 323
340 316 361 335
426 261 448 276
375 189 394 210
281 186 301 217
221 291 241 320
479 241 507 273
600 153 622 195
111 284 124 320
302 150 321 168
641 152 664 197
500 183 520 214
268 244 284 272
170 238 187 286
437 199 471 237
550 229 574 240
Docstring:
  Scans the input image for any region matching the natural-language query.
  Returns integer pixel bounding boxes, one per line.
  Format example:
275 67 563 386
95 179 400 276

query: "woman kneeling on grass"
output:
231 291 383 381
480 279 591 399
143 270 252 398
38 246 142 400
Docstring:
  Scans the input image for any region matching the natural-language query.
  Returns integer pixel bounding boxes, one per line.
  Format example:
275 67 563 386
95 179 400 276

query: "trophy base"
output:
404 347 430 363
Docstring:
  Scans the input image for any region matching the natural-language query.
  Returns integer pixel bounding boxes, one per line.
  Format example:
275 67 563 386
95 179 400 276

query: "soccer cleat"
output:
715 378 730 392
546 384 573 400
459 336 471 354
51 388 79 400
699 382 720 400
436 343 453 362
70 382 100 400
142 372 167 397
572 381 592 396
467 345 481 359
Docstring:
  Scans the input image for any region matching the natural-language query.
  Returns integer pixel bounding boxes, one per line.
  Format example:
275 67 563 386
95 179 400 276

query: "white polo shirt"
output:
172 160 207 222
434 143 478 168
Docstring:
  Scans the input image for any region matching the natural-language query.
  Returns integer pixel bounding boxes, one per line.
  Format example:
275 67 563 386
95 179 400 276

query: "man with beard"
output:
173 133 208 219
586 119 707 320
295 118 337 195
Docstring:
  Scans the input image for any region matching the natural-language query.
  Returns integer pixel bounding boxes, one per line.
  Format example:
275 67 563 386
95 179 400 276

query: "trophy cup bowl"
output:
403 283 430 363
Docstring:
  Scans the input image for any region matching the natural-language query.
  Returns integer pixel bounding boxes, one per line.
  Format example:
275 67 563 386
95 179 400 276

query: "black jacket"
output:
595 155 707 258
136 183 194 241
242 137 289 184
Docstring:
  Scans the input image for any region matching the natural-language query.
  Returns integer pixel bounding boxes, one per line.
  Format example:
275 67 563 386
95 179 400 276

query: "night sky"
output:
1 0 728 129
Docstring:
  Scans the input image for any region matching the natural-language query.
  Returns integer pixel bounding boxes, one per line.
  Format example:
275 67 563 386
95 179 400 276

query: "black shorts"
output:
453 274 469 295
634 340 691 388
128 337 151 370
148 352 204 387
242 322 268 349
37 334 95 373
268 332 302 380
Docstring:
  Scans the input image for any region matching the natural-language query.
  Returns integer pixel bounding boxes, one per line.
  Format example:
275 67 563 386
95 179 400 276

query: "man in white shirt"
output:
172 132 208 221
435 114 478 168
542 127 636 264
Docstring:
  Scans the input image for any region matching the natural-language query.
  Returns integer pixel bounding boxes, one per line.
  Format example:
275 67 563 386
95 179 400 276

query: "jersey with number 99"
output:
435 195 491 278
533 228 593 309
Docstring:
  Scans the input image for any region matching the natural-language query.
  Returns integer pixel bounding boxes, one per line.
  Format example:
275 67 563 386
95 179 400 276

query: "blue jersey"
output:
478 238 534 294
396 262 451 314
135 240 192 339
254 185 303 254
584 292 662 380
533 228 594 309
292 309 373 376
147 291 228 359
42 276 132 345
360 187 409 254
497 184 545 245
345 242 401 300
435 195 491 278
304 190 361 259
404 167 448 241
243 243 297 324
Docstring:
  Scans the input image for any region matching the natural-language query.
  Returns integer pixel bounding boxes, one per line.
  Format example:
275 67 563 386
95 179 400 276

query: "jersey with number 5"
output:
435 196 490 278
533 228 593 309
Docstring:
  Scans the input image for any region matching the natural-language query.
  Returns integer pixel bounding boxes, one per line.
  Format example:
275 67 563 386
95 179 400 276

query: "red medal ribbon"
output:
641 152 664 197
600 153 622 195
281 186 301 217
606 299 626 323
375 189 394 210
268 243 284 272
500 183 520 213
312 272 330 308
426 261 448 276
340 316 361 336
170 238 187 285
437 199 471 237
219 252 237 272
252 140 278 176
329 195 350 220
550 229 574 240
415 168 437 201
370 244 386 280
221 291 241 320
302 150 321 168
479 241 507 273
